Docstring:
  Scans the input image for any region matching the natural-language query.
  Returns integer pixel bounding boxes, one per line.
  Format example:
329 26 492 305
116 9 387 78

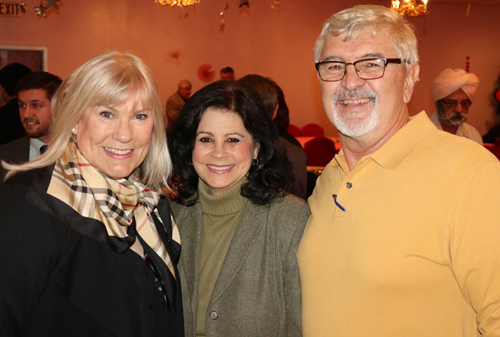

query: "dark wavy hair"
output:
238 74 278 116
169 80 292 206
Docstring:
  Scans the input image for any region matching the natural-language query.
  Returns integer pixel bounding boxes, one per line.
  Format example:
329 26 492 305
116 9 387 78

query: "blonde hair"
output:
314 5 419 65
3 51 171 191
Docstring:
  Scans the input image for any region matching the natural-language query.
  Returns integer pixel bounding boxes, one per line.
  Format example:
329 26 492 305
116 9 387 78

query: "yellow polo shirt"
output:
298 111 500 336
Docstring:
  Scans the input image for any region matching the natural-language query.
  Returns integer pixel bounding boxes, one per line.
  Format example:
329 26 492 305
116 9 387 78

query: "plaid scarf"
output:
47 142 179 282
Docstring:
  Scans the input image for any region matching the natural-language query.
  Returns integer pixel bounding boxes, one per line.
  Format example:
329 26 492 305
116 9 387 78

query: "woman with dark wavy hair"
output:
169 80 309 337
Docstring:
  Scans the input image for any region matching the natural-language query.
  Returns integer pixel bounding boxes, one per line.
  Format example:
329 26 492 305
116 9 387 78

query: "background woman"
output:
0 51 184 337
169 80 310 337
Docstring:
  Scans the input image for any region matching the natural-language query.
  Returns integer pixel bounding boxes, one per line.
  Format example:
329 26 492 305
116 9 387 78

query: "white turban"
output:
431 68 479 102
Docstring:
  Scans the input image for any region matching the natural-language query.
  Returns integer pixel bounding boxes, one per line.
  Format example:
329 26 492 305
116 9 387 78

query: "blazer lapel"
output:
175 202 204 319
209 201 267 304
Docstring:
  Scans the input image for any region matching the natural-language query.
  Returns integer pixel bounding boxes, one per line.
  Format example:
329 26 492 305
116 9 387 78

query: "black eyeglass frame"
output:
314 58 407 82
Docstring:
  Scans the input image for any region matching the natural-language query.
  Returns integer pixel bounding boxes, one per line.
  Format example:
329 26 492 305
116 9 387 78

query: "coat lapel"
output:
209 201 267 304
25 166 140 337
174 202 204 320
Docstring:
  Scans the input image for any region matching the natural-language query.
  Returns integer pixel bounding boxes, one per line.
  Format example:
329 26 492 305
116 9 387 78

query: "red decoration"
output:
496 90 500 102
164 45 186 65
197 64 215 82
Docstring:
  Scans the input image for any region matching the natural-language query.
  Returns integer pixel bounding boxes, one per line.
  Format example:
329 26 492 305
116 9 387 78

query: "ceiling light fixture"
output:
391 0 428 17
156 0 200 8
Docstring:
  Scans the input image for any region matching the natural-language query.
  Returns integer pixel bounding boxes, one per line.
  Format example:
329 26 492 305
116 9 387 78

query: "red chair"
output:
485 142 500 160
304 137 337 166
484 143 494 151
301 123 324 137
287 124 301 137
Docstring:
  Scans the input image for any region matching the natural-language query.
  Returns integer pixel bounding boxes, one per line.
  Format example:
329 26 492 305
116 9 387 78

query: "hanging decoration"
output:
20 3 28 13
34 1 47 17
239 0 249 9
197 64 215 82
391 0 428 17
164 45 186 65
465 56 470 73
220 3 228 32
156 0 200 8
45 0 60 10
271 0 281 10
465 1 471 17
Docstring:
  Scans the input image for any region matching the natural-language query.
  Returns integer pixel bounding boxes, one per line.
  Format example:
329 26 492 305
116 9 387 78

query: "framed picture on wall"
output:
0 45 47 106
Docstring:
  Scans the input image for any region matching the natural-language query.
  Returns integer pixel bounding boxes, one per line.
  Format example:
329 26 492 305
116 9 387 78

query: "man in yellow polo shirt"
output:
297 5 500 336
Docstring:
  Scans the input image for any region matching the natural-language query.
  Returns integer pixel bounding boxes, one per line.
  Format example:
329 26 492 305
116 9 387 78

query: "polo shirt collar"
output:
331 111 436 171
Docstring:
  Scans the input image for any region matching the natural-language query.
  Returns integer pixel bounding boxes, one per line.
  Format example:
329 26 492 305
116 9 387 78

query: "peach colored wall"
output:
1 0 499 137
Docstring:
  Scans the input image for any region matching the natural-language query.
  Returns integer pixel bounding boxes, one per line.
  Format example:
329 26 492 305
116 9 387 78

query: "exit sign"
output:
0 2 22 17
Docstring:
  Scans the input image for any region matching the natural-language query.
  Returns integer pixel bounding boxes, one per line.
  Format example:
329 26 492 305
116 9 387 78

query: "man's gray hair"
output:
178 79 191 89
314 5 419 65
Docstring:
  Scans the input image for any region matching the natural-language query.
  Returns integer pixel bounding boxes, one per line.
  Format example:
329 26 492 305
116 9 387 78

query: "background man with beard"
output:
297 5 500 337
429 68 482 145
0 71 62 181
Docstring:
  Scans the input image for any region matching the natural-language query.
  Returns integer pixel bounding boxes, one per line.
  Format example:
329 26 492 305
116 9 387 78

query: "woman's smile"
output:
192 108 259 196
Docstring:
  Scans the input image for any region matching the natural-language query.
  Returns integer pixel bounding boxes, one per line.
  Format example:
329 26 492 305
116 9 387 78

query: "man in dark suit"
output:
0 63 31 145
0 71 62 181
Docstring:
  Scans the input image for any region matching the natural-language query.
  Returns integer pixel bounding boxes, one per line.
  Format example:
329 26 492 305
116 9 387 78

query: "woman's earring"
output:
72 127 77 134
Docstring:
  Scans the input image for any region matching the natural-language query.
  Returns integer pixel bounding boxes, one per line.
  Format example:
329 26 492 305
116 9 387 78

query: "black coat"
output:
0 166 184 337
0 98 25 145
0 136 30 182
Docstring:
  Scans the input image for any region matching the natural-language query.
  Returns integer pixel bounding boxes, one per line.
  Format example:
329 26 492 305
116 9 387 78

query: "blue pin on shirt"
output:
332 194 345 212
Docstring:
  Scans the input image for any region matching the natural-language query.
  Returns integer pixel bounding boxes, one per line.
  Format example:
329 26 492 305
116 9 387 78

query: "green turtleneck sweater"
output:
195 178 248 337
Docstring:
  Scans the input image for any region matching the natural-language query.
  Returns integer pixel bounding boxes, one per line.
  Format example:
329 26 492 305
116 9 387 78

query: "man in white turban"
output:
430 68 482 145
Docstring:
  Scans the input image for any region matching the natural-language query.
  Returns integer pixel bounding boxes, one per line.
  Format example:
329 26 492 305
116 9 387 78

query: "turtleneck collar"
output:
198 178 248 216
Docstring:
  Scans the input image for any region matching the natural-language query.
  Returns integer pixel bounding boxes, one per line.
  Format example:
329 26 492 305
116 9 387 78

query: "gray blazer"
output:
171 194 310 337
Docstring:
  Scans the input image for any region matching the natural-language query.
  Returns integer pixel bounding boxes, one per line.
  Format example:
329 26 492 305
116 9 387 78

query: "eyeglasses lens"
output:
318 59 386 82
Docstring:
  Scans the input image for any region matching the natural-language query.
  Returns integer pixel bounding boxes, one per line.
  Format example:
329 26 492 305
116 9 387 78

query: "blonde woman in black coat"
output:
0 51 184 337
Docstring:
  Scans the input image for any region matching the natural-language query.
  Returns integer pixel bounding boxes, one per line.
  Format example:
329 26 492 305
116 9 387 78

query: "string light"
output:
391 0 428 17
156 0 200 8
